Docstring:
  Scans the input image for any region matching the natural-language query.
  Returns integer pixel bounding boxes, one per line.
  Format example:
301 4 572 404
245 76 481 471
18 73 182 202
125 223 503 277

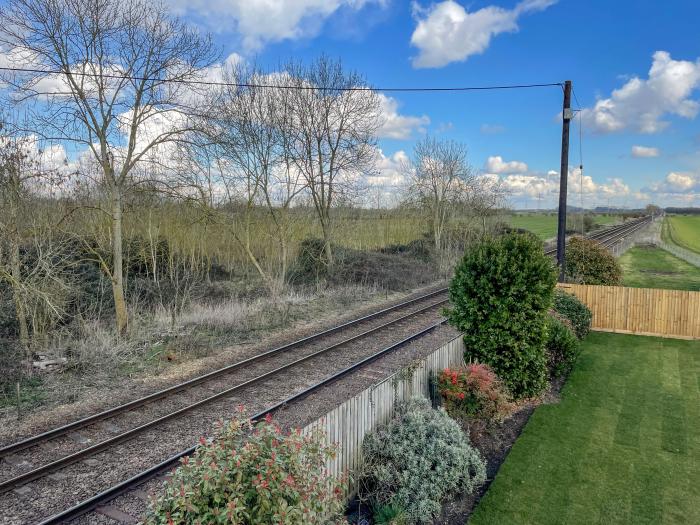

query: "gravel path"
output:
0 303 450 524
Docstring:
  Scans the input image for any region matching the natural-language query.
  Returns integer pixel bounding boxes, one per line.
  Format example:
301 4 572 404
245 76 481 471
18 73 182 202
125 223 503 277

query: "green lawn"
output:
509 214 618 240
470 332 700 525
619 245 700 291
663 216 700 254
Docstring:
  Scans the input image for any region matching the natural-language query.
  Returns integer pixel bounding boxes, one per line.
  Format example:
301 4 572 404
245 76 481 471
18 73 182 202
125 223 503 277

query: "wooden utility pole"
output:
556 80 572 282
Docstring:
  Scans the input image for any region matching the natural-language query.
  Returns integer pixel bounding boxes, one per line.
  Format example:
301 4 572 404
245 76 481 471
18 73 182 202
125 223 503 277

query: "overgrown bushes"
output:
360 398 485 524
290 238 437 292
552 289 592 339
565 236 622 285
438 364 513 422
447 233 557 399
544 316 580 379
144 412 346 524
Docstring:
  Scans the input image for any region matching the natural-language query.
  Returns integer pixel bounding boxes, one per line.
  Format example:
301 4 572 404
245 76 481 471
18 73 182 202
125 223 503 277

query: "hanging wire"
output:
0 65 563 93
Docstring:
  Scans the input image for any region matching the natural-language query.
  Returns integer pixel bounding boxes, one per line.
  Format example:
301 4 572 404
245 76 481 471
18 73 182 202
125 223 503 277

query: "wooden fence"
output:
557 283 700 339
302 336 465 498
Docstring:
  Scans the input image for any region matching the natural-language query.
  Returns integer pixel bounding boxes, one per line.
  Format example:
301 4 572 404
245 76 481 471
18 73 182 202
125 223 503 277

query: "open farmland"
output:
619 245 700 291
508 213 618 240
663 215 700 254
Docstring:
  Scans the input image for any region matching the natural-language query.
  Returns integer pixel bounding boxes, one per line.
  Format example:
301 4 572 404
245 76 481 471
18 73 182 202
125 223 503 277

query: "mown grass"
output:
509 214 618 240
470 332 700 525
619 245 700 291
663 215 700 254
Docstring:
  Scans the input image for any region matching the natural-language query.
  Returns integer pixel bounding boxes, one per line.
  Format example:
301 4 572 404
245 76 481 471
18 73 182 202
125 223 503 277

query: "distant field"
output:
619 245 700 291
508 214 618 240
663 215 700 254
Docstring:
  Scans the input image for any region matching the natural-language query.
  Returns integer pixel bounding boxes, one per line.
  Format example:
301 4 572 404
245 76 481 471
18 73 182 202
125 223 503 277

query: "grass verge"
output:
470 332 700 525
663 216 700 254
619 245 700 291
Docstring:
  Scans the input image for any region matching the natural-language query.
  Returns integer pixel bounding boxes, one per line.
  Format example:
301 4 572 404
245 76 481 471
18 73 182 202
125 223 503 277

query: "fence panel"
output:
302 336 466 498
557 283 700 339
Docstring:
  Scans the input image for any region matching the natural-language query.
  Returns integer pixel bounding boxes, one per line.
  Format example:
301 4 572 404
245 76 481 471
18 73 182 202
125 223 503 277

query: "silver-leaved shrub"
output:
359 398 486 524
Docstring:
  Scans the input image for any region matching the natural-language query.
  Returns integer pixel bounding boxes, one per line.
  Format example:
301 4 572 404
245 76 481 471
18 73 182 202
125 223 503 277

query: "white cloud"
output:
370 148 409 187
362 148 409 207
642 171 699 206
485 155 528 174
166 0 384 50
480 123 505 134
493 165 631 204
410 0 557 68
656 171 699 192
377 94 430 140
631 145 660 158
581 51 700 134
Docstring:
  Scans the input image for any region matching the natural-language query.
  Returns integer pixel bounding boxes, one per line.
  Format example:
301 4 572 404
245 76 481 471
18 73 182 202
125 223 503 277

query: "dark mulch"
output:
435 376 566 524
347 376 567 525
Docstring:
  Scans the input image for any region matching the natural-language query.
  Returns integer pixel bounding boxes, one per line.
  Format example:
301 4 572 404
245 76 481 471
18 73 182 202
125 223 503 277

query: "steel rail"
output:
37 318 449 525
0 297 448 493
543 216 650 257
0 287 448 458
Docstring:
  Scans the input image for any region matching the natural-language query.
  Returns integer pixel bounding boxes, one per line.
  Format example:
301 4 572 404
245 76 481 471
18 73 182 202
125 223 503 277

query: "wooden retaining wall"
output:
557 283 700 340
302 336 465 497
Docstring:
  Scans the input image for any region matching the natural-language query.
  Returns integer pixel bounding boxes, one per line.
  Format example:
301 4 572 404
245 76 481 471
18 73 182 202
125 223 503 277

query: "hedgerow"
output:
553 289 592 339
359 398 485 524
565 236 622 285
447 233 557 399
545 316 581 379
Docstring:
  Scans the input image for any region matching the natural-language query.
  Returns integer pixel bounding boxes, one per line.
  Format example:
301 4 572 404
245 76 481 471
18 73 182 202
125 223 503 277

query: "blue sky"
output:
163 0 700 209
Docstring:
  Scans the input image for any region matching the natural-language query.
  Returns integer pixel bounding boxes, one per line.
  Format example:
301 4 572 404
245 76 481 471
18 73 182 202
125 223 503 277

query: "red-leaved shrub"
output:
438 364 514 422
144 409 347 524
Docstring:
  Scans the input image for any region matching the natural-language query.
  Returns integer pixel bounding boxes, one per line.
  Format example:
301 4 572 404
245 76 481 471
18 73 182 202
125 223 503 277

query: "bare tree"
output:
285 56 381 266
403 137 476 251
0 128 71 354
469 175 508 233
0 0 217 334
203 66 306 291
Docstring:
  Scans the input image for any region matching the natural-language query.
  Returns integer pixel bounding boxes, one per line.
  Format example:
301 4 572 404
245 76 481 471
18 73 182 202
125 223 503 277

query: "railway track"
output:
0 216 652 524
544 215 651 257
0 288 450 524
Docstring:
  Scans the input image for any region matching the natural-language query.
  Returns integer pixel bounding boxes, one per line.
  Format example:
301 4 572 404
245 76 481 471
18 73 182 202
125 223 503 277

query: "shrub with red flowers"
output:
438 364 514 422
143 409 347 524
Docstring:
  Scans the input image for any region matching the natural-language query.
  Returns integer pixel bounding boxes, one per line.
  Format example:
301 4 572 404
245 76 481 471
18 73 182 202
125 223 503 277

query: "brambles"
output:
360 398 486 524
438 364 513 422
552 289 592 339
144 411 347 525
447 233 556 399
565 236 622 285
545 316 581 378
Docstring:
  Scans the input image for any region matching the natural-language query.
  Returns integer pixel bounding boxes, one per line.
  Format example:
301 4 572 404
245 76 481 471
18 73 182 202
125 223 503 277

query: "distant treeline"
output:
664 207 700 215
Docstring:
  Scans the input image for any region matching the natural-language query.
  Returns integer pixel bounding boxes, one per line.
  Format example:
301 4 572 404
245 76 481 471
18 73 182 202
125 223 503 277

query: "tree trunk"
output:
433 206 442 251
111 190 128 335
10 238 29 352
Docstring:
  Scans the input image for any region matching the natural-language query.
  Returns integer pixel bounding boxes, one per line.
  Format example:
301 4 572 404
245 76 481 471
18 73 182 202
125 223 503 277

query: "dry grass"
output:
0 280 418 439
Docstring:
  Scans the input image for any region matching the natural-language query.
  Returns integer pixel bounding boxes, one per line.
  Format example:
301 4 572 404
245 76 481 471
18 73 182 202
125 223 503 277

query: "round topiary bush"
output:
565 236 622 285
360 398 485 524
545 315 581 379
447 233 557 399
553 289 592 339
143 411 346 524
